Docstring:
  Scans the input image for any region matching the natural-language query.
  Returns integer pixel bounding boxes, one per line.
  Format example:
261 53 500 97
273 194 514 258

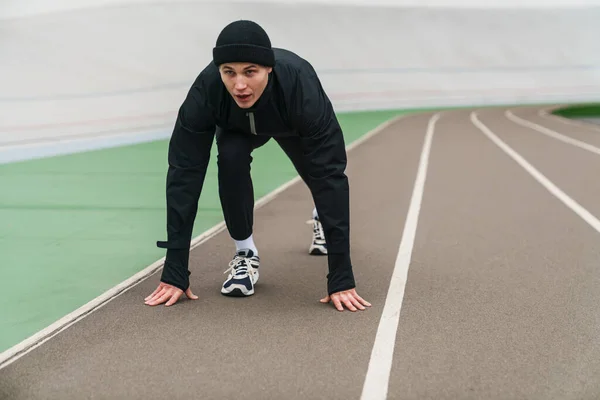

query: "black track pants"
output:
216 129 310 241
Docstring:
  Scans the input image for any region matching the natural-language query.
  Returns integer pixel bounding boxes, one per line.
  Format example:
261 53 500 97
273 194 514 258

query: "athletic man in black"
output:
145 20 371 312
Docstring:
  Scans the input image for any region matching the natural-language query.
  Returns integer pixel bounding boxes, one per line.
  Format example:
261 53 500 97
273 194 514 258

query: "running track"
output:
1 104 600 400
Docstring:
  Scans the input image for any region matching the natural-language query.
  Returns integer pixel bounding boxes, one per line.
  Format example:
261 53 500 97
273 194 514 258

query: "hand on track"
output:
144 282 198 306
320 288 371 312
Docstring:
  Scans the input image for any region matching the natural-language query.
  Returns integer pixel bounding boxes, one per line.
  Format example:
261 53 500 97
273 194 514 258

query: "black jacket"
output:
156 48 355 295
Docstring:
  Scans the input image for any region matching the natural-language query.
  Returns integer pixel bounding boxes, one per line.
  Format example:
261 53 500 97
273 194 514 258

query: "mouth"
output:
235 93 252 103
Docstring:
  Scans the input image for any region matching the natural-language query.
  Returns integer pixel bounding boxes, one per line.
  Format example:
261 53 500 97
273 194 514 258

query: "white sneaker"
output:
221 249 260 296
307 217 327 255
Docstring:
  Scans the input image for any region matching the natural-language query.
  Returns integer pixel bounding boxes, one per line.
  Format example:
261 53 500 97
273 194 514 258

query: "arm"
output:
156 81 216 292
293 71 356 296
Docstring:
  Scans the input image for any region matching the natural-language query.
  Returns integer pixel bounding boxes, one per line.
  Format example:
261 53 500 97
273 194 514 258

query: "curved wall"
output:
1 1 599 154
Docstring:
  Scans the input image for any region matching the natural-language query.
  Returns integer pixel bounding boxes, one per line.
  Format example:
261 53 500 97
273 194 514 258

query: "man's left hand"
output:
320 288 371 312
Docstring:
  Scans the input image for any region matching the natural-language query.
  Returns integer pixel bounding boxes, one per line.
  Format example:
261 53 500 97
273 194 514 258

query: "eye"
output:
245 70 256 76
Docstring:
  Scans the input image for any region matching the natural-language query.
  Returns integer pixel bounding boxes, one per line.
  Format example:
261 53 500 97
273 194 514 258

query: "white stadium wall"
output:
1 0 599 149
3 0 600 19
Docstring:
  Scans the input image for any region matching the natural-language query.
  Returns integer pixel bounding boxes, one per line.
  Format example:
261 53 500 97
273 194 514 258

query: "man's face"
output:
219 62 272 109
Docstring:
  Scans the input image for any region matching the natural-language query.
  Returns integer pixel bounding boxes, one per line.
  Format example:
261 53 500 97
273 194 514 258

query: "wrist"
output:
326 252 355 295
160 249 191 291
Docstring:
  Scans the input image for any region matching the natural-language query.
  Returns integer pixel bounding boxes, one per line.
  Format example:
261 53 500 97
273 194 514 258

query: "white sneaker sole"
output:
221 284 255 297
309 244 327 255
221 270 259 297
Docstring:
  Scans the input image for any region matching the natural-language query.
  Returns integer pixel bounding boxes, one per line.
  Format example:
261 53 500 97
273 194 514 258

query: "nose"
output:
234 76 247 90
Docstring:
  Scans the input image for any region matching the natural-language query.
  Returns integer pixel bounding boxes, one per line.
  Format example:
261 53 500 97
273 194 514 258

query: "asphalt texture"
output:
2 106 600 400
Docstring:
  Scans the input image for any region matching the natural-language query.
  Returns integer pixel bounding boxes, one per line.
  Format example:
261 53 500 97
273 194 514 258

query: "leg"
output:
216 129 269 296
274 136 311 186
275 136 327 255
216 129 269 243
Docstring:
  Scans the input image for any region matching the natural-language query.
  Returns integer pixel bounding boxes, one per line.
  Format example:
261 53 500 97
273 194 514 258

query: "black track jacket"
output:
156 48 355 296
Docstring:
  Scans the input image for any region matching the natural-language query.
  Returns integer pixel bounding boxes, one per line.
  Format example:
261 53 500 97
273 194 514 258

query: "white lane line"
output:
505 109 600 156
538 108 600 133
0 114 407 371
472 111 600 235
360 113 440 400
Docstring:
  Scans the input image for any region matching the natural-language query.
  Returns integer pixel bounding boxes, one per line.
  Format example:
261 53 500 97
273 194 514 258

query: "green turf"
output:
551 103 600 118
0 108 413 353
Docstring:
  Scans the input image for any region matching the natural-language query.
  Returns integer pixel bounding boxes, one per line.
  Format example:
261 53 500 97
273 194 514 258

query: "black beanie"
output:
213 20 275 67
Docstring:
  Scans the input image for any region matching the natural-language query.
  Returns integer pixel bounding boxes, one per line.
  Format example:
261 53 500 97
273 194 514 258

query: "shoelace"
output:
224 256 252 276
306 219 326 243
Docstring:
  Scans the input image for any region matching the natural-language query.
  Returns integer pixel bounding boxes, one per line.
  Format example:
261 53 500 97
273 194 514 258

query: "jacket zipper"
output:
247 112 257 135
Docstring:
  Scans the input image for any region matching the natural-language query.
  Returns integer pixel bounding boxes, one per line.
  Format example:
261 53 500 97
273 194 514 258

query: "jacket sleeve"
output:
292 70 356 295
156 80 216 291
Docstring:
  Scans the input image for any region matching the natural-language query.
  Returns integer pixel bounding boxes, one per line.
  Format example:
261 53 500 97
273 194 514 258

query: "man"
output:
144 20 371 312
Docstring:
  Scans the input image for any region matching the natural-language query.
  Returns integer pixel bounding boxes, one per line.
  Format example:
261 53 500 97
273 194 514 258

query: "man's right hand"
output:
144 282 198 307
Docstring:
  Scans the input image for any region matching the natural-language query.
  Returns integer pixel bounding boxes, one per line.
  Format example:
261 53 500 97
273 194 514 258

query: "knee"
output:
217 143 252 174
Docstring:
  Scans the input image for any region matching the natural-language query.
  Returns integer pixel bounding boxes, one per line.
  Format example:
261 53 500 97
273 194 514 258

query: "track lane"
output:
387 109 600 400
477 107 600 220
510 106 600 147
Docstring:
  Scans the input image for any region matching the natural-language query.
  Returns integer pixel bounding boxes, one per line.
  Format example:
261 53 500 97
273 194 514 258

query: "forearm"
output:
157 161 209 290
309 173 356 295
303 115 356 294
163 162 208 248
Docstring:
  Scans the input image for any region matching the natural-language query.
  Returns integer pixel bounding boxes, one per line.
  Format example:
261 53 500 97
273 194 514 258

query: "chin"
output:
236 100 256 109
